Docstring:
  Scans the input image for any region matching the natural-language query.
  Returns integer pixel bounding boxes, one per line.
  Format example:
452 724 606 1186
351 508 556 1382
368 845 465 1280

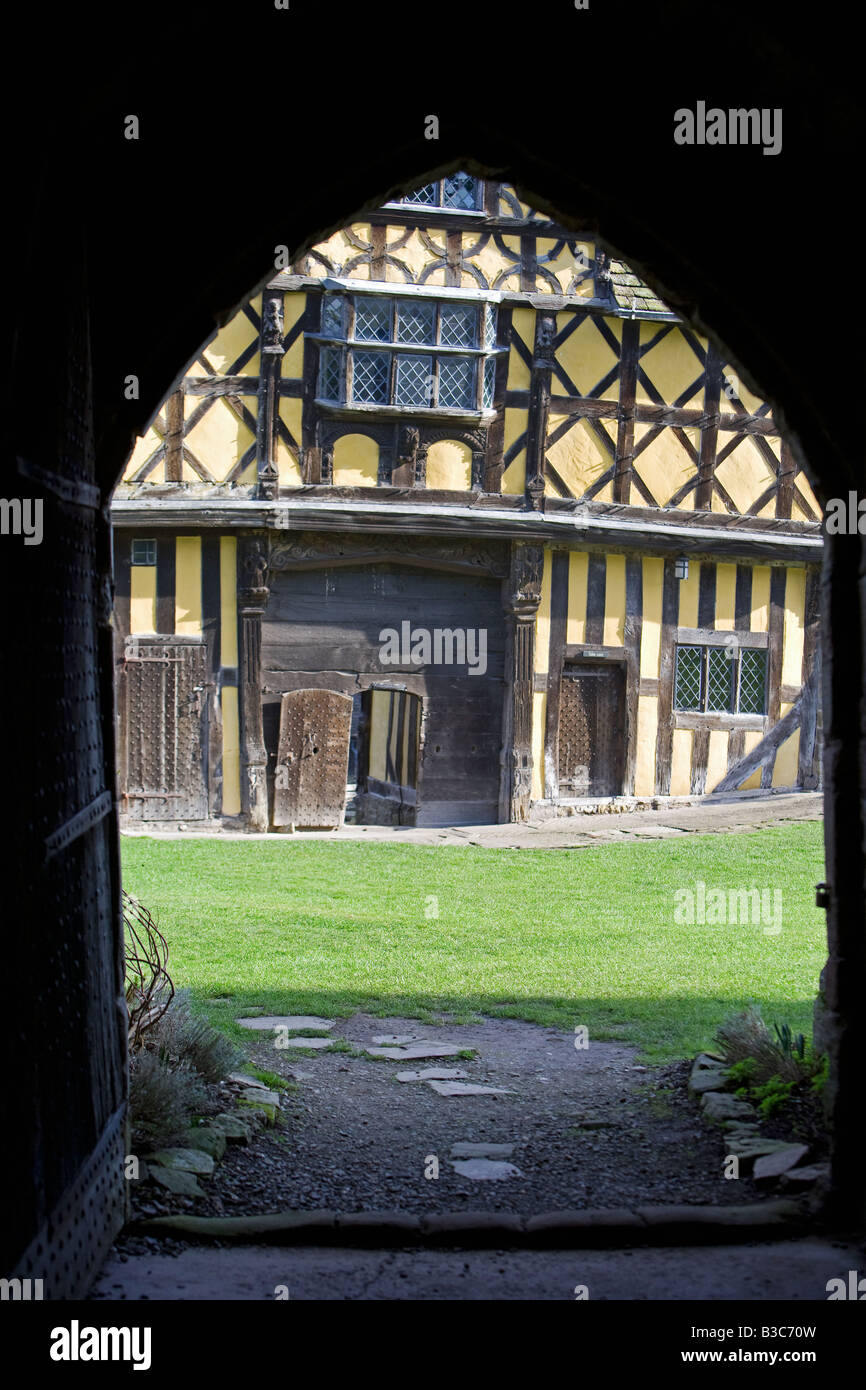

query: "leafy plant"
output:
714 1005 801 1082
773 1021 806 1061
128 1050 209 1150
751 1073 796 1118
151 989 242 1083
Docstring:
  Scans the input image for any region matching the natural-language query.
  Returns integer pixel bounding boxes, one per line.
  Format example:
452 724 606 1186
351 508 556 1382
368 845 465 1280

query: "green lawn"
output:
122 822 826 1063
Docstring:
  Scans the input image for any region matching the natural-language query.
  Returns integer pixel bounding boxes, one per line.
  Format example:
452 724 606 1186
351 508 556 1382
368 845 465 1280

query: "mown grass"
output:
122 822 826 1062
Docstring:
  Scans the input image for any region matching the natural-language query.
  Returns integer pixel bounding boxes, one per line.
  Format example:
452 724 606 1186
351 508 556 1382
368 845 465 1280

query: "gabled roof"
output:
607 259 672 314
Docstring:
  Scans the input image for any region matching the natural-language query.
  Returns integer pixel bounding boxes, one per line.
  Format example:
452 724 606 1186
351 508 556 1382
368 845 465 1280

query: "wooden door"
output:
273 688 353 829
121 637 209 819
557 663 626 796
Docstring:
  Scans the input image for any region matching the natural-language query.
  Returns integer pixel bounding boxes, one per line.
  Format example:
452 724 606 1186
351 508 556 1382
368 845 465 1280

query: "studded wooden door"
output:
121 637 209 819
557 663 626 796
273 689 353 829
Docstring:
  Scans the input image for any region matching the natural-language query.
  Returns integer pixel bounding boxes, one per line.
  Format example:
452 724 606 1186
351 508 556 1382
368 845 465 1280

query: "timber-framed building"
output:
111 174 823 831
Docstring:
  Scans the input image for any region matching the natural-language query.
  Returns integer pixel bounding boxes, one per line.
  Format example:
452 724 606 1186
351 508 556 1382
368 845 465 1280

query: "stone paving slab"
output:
451 1159 523 1180
426 1081 513 1096
237 1016 335 1031
451 1143 516 1158
365 1043 467 1060
396 1068 469 1082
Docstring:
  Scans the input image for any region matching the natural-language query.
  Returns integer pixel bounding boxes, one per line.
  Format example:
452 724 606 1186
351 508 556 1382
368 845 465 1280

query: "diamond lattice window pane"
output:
482 356 497 410
674 646 702 710
352 351 390 403
395 354 433 406
443 173 480 210
707 647 734 712
483 302 498 349
318 347 343 401
354 298 391 342
738 648 767 714
440 304 478 348
396 300 436 345
402 183 438 206
320 296 345 339
437 355 475 409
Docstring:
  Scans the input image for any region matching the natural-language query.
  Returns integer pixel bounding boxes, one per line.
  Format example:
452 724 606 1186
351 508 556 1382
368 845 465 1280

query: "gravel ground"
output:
120 1012 760 1235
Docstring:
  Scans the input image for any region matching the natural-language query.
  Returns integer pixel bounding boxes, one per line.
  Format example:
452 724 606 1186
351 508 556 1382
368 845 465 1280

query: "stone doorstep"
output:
132 1199 808 1247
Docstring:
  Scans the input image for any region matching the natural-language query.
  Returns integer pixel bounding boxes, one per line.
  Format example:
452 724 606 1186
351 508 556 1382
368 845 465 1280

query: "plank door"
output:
273 688 353 829
557 663 626 796
121 637 209 819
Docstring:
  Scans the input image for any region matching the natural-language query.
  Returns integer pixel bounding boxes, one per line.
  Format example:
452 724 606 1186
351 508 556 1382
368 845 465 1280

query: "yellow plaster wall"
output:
782 568 807 687
333 433 379 487
714 563 737 630
552 315 620 399
714 436 776 514
426 439 472 491
546 415 611 499
678 563 700 627
368 690 391 782
534 549 552 674
175 537 202 634
124 428 162 481
751 567 771 632
130 565 156 634
566 551 588 645
634 695 658 795
276 397 304 486
637 327 705 404
706 729 730 792
633 425 698 508
641 558 664 678
201 299 260 376
670 728 693 795
531 692 547 801
604 554 626 646
183 394 256 483
280 293 306 378
772 728 801 787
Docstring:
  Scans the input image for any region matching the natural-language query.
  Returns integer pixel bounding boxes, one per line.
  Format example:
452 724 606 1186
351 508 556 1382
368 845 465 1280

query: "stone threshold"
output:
130 1199 813 1249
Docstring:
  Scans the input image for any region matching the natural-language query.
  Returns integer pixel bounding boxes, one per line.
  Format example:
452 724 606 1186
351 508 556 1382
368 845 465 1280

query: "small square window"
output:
131 539 157 566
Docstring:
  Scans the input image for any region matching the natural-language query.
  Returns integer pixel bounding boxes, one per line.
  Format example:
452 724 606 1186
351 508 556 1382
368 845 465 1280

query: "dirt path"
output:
128 1013 759 1222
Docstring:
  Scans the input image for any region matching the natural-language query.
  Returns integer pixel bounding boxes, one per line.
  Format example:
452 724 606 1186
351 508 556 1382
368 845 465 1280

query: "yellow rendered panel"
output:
637 326 704 405
594 481 614 503
738 730 763 790
220 537 238 666
175 537 202 635
715 563 737 630
720 365 766 414
130 565 156 634
276 398 303 485
634 695 659 796
566 551 588 644
641 558 664 678
508 308 535 389
678 562 700 627
184 397 256 483
280 294 306 378
706 729 730 792
715 436 776 515
470 236 522 287
221 686 241 816
426 439 471 491
388 227 434 280
604 554 626 646
501 455 526 495
751 567 771 632
536 239 595 296
531 692 546 801
535 549 553 674
552 315 620 399
772 728 801 788
202 310 259 376
546 416 611 499
333 433 379 487
796 472 820 517
782 568 807 688
632 425 699 507
124 429 162 481
670 728 693 795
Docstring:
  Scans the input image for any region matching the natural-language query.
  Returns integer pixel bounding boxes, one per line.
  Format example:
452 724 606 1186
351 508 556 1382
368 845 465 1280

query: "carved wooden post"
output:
524 310 556 511
500 543 544 822
256 289 285 500
238 533 270 831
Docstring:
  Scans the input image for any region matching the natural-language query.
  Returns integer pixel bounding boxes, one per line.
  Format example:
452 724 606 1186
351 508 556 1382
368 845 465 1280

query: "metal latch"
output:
815 882 831 909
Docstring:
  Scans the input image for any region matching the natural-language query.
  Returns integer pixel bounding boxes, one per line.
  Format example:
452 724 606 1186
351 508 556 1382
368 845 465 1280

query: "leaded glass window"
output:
316 292 499 412
399 174 482 211
674 643 768 715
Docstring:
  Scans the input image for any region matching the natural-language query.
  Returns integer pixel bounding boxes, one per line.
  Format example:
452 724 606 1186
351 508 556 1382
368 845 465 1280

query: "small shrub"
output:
151 989 242 1083
774 1021 806 1061
129 1050 209 1150
752 1074 796 1118
714 1005 801 1082
810 1053 830 1094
